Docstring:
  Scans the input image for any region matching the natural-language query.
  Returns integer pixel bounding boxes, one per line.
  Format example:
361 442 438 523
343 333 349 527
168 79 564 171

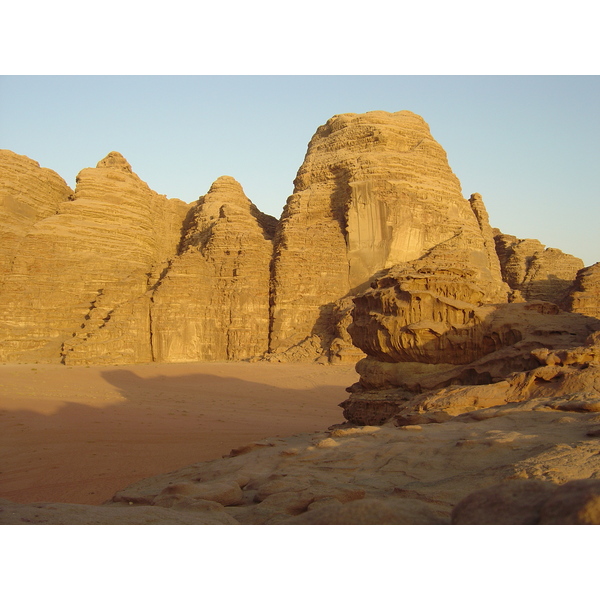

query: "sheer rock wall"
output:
0 150 74 287
150 176 276 362
0 152 188 363
269 111 508 359
0 110 594 366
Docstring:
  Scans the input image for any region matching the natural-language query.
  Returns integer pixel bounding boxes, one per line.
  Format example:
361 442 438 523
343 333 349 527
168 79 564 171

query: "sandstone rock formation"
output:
0 155 276 364
0 152 188 364
0 111 594 367
0 150 73 287
150 176 276 362
561 262 600 319
493 229 584 303
269 111 508 361
342 250 600 425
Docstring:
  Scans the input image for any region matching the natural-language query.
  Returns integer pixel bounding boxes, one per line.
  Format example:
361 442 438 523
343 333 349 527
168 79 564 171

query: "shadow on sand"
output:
0 364 356 505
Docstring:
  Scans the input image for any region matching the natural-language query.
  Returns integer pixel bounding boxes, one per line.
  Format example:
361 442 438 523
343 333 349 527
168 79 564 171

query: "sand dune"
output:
0 361 357 505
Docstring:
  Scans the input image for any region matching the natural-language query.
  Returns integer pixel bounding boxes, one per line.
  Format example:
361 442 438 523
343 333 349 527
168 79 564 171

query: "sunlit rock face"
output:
0 149 277 365
343 247 600 426
0 151 188 364
0 150 74 287
493 229 584 303
1 111 594 368
561 262 600 320
150 176 276 362
269 110 507 359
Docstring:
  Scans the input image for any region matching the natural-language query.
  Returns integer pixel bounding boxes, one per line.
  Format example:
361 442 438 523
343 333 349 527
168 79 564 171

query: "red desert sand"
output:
0 362 358 505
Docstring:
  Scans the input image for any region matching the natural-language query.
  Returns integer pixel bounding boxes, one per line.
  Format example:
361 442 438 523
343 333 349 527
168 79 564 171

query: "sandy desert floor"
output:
0 361 358 505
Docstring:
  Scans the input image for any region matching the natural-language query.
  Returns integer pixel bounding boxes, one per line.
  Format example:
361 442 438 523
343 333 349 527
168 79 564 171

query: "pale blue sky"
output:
1 75 598 266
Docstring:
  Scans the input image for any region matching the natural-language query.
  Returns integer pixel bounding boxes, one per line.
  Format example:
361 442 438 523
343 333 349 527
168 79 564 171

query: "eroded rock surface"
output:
0 155 276 364
0 152 188 364
3 383 599 524
493 229 584 303
151 176 276 361
269 111 507 360
342 235 600 425
0 150 73 287
561 262 600 320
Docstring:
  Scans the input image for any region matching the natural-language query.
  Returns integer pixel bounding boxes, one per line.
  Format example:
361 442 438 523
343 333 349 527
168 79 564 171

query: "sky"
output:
1 75 598 266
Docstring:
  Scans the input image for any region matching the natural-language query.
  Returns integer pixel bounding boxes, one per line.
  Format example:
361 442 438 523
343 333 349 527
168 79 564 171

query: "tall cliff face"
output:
1 111 593 367
0 152 189 363
269 111 507 357
150 176 276 362
0 150 74 287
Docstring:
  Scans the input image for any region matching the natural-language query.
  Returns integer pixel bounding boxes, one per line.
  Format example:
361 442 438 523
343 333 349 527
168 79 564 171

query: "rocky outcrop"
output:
342 238 600 425
0 150 73 287
493 229 584 303
269 111 507 360
0 152 189 364
0 112 594 366
0 151 278 364
150 176 276 362
561 262 600 319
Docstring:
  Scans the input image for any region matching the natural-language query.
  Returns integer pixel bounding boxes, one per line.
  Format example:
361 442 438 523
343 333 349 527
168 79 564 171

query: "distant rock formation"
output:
0 151 278 365
493 229 584 303
0 111 595 365
561 262 600 319
0 151 188 363
150 176 276 362
0 150 73 287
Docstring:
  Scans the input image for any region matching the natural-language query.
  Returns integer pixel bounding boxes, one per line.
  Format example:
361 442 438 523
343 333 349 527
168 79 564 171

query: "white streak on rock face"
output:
269 110 507 356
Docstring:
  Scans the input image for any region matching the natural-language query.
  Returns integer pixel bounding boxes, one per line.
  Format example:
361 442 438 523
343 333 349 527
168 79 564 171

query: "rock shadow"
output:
0 364 356 505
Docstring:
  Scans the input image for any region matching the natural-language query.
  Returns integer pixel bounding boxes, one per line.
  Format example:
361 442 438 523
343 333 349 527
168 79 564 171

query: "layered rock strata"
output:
150 176 276 362
0 152 188 363
269 111 508 360
493 229 584 303
1 111 594 366
0 150 73 287
343 255 600 425
561 262 600 319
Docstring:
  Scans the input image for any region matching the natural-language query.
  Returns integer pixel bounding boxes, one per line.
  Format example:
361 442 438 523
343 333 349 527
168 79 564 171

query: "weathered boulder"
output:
343 254 600 425
452 479 600 525
451 480 559 525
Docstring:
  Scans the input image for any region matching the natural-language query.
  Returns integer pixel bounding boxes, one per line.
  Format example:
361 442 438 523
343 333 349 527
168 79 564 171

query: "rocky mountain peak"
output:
96 151 133 173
